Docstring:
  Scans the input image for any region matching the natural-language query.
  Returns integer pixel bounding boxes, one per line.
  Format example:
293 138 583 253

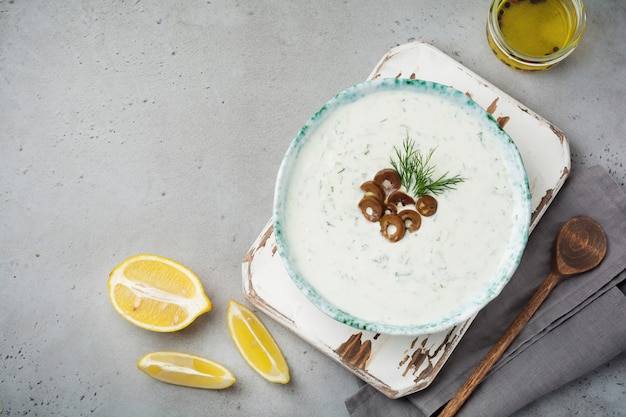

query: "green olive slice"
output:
360 180 385 201
379 214 406 242
416 195 438 217
358 195 384 222
373 169 401 195
399 210 422 232
387 190 415 208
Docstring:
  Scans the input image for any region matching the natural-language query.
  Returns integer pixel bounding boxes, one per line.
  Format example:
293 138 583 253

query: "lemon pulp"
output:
108 254 211 332
227 300 290 384
138 351 235 390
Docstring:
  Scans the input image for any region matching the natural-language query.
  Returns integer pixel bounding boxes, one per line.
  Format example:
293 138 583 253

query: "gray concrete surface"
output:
1 1 624 416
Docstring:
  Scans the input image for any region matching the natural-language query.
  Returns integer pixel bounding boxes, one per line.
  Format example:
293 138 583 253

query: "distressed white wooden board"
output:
242 41 570 399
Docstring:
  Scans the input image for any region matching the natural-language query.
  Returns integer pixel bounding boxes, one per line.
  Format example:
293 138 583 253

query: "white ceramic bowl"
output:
273 78 531 335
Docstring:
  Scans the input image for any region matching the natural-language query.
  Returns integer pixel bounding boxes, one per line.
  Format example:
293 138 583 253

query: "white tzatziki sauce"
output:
279 84 525 331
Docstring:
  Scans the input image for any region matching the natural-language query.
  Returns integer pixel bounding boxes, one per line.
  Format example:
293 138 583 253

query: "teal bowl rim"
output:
273 78 531 335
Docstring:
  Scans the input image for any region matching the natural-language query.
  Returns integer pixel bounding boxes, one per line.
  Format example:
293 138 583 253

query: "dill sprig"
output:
390 135 464 197
424 171 465 196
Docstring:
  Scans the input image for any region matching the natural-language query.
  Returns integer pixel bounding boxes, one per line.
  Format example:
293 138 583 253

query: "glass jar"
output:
487 0 586 71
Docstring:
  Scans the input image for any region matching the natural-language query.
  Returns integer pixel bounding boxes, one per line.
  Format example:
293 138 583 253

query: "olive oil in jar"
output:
487 0 586 71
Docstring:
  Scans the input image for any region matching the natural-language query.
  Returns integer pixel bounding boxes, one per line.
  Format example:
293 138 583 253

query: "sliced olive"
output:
384 203 398 215
373 169 401 195
360 180 385 201
416 195 438 217
387 190 415 208
358 195 384 222
379 214 406 242
399 210 422 232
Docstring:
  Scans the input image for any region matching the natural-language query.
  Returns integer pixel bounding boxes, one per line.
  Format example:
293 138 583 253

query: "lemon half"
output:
108 254 211 332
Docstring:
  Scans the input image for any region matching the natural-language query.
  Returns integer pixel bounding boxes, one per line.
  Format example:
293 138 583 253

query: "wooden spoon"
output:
438 216 607 417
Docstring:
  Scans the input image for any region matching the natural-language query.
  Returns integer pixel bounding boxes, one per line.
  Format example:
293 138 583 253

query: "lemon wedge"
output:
227 300 290 384
138 351 236 389
108 254 211 332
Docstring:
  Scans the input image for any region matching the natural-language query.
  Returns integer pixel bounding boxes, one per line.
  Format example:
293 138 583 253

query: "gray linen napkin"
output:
345 165 626 417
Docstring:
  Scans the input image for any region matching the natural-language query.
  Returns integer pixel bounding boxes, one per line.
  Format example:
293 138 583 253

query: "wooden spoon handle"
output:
437 270 563 417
